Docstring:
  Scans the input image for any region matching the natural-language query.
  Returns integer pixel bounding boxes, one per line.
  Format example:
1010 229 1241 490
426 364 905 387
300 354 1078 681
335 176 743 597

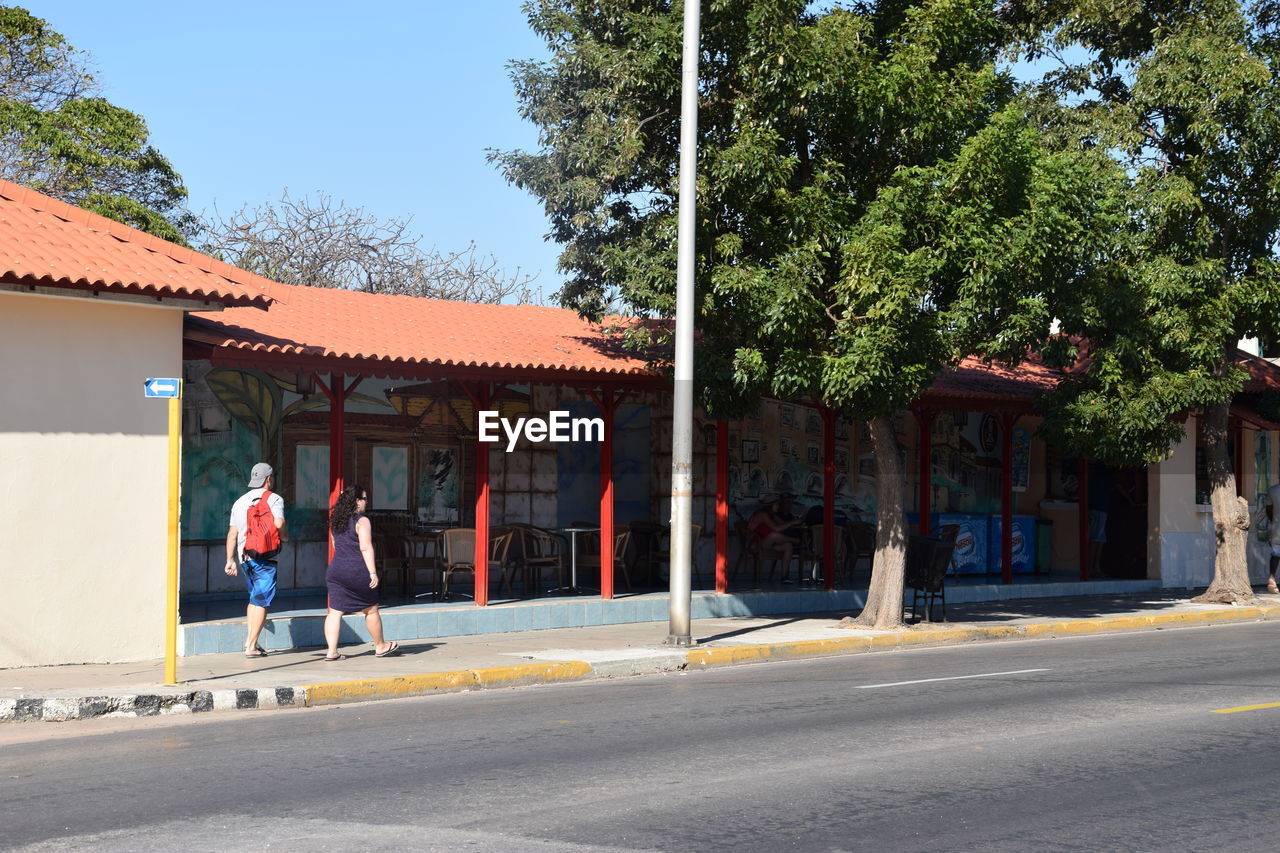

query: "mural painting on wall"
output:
372 447 409 510
928 411 1003 514
1011 427 1030 493
181 361 395 541
417 448 459 524
726 400 872 521
293 444 331 540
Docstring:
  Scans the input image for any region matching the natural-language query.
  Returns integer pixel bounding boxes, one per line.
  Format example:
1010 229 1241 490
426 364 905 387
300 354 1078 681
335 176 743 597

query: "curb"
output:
0 687 301 723
7 604 1280 722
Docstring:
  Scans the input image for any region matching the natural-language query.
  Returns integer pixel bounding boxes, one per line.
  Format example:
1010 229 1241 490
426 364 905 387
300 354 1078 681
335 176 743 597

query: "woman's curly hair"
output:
329 484 368 535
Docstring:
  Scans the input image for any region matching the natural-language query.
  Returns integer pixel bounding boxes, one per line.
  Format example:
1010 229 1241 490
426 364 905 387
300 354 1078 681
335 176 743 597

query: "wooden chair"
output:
576 524 634 592
653 523 703 586
371 516 408 597
845 521 876 581
508 524 564 597
402 532 443 600
801 523 847 585
732 520 797 586
440 528 514 602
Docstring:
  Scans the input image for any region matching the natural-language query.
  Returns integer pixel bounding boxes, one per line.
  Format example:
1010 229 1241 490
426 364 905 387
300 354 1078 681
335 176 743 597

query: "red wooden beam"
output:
459 381 493 606
715 420 729 594
597 389 618 600
315 373 359 563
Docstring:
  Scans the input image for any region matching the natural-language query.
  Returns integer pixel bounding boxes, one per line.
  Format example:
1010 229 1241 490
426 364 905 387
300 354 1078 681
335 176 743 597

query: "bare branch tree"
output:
197 190 541 305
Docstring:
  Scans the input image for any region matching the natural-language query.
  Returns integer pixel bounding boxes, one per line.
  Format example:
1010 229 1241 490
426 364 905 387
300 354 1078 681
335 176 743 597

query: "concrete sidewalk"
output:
5 590 1280 722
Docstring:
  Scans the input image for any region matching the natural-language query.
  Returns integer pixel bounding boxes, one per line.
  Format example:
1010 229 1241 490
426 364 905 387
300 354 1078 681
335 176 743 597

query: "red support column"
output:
1000 413 1016 584
917 407 934 535
598 391 616 600
1078 457 1090 581
822 407 837 590
715 420 729 594
461 382 493 606
316 373 359 563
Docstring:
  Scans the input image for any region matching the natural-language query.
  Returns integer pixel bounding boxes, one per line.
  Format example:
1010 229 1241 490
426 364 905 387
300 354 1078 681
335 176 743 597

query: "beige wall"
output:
0 291 182 667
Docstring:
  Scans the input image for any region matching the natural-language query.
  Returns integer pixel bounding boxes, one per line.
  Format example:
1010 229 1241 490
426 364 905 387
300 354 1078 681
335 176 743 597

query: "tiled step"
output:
179 580 1161 656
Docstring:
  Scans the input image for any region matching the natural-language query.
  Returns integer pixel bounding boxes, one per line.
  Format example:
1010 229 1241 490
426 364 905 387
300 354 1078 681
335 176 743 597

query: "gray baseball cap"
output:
248 462 274 488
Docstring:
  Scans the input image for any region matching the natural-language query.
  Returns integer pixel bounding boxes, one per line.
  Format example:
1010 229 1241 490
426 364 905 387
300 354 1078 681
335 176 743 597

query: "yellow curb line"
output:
300 606 1280 704
301 661 592 706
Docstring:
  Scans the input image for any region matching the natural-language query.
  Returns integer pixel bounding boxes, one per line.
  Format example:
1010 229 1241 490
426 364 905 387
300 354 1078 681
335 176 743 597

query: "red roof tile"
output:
0 179 276 307
926 354 1062 406
187 284 658 381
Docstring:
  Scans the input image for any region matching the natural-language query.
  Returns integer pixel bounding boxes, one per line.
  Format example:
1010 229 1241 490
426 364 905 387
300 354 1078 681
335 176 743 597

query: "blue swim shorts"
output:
241 557 278 608
1088 509 1108 544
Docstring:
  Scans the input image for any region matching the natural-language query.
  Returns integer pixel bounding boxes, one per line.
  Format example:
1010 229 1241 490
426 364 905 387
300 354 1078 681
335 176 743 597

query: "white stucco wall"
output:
1150 418 1279 589
0 291 182 667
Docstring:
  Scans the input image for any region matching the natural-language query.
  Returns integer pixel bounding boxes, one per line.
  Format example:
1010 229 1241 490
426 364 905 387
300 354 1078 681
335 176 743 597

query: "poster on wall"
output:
372 446 409 510
1011 427 1030 493
295 445 330 509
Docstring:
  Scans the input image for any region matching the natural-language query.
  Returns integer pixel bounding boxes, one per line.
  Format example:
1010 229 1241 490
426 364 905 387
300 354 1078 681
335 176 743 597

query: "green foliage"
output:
496 0 1118 421
1018 0 1280 466
0 5 192 242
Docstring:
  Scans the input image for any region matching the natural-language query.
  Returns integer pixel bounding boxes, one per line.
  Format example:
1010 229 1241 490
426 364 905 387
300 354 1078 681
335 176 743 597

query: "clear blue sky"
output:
21 0 562 297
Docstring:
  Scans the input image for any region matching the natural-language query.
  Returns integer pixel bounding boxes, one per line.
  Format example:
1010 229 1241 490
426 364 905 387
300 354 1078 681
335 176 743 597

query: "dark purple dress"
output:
326 515 377 613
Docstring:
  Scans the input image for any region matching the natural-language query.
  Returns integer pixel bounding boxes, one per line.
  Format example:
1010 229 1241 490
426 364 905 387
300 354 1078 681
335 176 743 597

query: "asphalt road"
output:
4 622 1280 852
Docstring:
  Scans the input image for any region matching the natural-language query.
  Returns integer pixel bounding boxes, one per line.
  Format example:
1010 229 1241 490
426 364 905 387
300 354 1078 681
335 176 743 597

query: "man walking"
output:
225 462 286 657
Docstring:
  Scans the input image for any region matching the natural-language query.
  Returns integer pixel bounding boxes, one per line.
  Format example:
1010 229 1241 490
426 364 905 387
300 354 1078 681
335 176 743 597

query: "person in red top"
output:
746 493 804 583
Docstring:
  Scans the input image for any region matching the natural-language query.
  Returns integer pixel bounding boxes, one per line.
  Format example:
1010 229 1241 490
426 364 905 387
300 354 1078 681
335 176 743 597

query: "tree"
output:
1016 0 1280 604
197 191 540 304
496 0 1118 626
0 5 193 242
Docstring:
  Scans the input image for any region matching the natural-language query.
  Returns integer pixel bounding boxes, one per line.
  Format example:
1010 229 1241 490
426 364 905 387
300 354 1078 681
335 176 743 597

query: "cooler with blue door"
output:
987 514 1038 573
936 513 989 574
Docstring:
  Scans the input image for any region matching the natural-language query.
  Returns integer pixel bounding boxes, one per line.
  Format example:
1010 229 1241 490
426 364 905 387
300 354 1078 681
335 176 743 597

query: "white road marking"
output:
856 668 1050 689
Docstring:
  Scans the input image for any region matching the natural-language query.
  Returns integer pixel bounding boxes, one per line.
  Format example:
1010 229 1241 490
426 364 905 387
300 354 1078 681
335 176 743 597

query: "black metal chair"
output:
904 533 954 623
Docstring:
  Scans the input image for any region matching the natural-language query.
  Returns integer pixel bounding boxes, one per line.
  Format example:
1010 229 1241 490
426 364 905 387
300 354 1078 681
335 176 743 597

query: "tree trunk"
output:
1191 400 1256 605
852 415 908 628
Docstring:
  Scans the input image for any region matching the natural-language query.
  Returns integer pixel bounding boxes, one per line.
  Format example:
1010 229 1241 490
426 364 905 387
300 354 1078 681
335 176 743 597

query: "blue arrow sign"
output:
144 378 182 398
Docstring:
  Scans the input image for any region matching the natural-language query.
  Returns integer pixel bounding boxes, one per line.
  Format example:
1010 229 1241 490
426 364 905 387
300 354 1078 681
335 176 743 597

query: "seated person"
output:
747 494 805 583
802 502 850 528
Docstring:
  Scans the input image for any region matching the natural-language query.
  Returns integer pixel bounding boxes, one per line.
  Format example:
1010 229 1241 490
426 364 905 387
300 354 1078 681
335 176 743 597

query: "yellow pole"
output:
164 392 181 685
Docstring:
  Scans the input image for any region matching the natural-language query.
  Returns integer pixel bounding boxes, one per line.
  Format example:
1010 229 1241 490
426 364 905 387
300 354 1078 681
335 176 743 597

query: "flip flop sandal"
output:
323 653 347 662
374 641 401 658
244 648 267 658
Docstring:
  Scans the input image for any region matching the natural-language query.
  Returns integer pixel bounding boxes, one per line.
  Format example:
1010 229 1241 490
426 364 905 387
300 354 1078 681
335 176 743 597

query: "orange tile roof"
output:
0 178 276 307
926 354 1063 407
187 283 659 382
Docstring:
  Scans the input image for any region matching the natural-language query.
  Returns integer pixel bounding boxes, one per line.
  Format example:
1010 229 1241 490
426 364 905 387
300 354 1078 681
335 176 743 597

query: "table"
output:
548 525 600 595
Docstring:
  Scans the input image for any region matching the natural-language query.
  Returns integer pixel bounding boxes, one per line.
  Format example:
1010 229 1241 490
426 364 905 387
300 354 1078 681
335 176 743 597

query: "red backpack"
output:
244 489 281 560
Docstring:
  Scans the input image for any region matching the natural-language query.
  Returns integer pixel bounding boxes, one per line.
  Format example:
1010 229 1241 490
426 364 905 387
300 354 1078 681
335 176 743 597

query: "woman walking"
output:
323 484 400 661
